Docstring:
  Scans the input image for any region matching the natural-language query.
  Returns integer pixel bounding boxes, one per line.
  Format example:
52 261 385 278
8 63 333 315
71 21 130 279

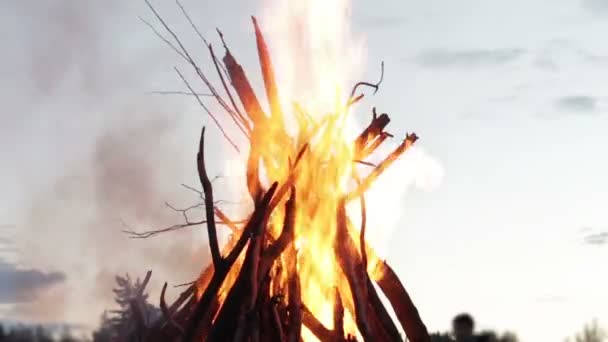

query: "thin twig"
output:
350 61 385 98
147 90 214 97
175 67 240 152
143 0 242 151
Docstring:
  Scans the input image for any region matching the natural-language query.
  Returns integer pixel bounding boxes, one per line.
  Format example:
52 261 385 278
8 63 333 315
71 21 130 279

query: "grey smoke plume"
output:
1 0 249 328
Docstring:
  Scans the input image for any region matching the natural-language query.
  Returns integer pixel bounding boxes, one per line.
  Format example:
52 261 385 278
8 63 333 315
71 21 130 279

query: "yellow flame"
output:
255 1 367 339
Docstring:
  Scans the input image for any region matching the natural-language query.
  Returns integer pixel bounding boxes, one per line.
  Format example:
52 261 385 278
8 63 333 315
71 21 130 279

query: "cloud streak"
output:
0 259 65 304
555 95 598 113
416 48 525 68
583 0 608 14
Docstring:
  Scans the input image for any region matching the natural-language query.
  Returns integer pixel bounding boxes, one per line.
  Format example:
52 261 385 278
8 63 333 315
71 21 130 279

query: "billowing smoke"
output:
1 0 246 329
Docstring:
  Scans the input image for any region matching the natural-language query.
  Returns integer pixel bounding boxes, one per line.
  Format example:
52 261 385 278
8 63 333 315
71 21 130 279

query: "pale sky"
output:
1 0 608 341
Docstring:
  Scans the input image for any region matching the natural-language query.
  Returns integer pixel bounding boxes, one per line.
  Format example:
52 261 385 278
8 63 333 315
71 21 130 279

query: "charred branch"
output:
197 126 221 270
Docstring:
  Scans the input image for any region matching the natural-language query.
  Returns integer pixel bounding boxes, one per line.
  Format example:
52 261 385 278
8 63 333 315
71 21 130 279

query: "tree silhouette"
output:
92 271 161 342
566 320 607 342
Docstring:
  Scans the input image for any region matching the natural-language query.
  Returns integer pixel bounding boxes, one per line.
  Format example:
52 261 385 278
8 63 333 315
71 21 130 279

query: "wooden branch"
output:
373 261 430 342
160 282 184 333
222 42 267 124
148 90 213 97
360 132 391 160
366 278 402 341
286 245 302 342
208 43 252 135
180 183 278 342
354 111 390 159
143 0 241 152
205 182 282 342
169 285 195 314
259 186 296 281
334 199 375 341
302 305 335 341
268 144 309 212
333 287 345 340
173 0 250 137
175 67 240 152
349 61 385 98
252 16 283 125
197 126 221 270
348 133 418 201
271 300 286 342
356 176 368 274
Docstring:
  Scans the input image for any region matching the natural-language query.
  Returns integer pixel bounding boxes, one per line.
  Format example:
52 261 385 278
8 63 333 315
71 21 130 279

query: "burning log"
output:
137 4 430 342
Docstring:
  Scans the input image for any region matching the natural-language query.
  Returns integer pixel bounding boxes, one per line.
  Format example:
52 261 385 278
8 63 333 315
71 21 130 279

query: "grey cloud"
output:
533 54 560 71
535 39 608 69
0 259 66 304
584 231 608 245
416 48 525 68
555 96 598 113
583 0 608 13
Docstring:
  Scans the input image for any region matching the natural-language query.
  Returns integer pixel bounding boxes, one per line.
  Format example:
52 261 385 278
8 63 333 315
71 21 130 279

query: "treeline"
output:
0 324 78 342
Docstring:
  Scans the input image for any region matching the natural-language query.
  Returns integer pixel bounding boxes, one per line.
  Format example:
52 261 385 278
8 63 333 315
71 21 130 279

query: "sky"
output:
1 0 608 341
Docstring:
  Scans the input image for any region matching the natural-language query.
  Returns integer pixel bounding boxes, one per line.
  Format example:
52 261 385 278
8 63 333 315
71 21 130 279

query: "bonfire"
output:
131 1 431 341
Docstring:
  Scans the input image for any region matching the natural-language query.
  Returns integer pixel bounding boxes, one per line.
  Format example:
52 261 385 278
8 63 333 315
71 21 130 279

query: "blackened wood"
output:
160 282 183 333
197 126 221 269
354 113 390 158
333 288 344 341
302 305 335 341
366 278 402 341
286 246 302 342
180 183 278 342
259 186 296 282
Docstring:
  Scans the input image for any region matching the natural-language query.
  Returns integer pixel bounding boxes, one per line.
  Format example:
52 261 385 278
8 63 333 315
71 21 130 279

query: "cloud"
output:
416 48 525 68
582 0 608 13
533 39 608 70
555 96 598 113
0 259 66 304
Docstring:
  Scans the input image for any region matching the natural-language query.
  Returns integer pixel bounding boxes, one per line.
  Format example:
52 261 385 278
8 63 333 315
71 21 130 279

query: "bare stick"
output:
174 0 250 138
138 16 187 61
173 0 251 134
160 282 184 333
144 0 244 149
209 44 251 135
147 90 213 97
349 61 385 98
197 126 221 269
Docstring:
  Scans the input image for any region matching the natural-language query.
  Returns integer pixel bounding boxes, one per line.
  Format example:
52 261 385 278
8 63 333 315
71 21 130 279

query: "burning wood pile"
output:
137 2 430 341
